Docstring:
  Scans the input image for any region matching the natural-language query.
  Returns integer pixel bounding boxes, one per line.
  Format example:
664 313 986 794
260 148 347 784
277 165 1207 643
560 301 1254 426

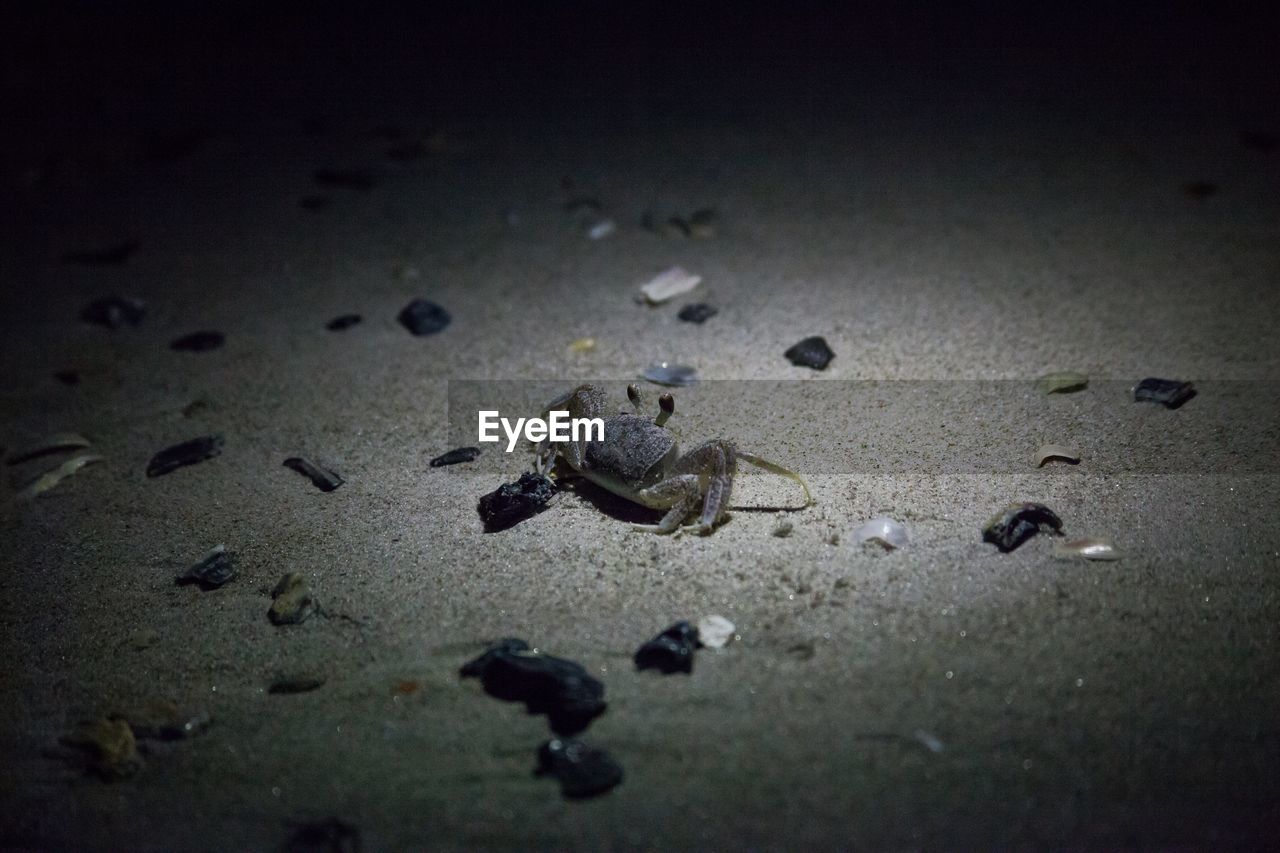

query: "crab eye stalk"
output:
656 393 674 427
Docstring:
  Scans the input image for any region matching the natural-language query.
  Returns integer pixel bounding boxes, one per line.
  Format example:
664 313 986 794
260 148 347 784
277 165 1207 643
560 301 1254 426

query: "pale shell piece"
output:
568 337 597 353
1035 444 1081 467
1052 538 1121 561
1038 372 1088 394
638 266 701 305
913 729 945 753
8 432 92 465
587 219 616 240
697 615 736 649
850 516 909 550
641 362 698 387
18 453 104 499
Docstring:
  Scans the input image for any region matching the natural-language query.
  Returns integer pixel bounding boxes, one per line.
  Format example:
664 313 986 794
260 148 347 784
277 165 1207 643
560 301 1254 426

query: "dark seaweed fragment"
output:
677 303 717 324
634 621 699 674
63 240 139 266
284 817 361 853
430 447 481 467
460 638 606 735
147 435 224 477
397 299 451 336
313 169 375 190
477 472 555 532
170 330 225 352
535 738 623 799
283 457 343 492
81 295 147 328
1133 377 1196 409
982 502 1064 553
326 313 361 331
785 336 835 370
175 546 236 589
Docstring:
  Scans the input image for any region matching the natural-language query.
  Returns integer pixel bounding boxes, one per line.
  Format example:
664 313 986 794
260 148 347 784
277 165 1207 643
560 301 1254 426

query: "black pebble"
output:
785 336 835 370
81 296 147 328
982 502 1063 553
283 457 343 492
477 472 555 531
313 169 375 190
326 313 362 331
460 638 607 735
536 738 623 799
398 299 451 336
634 621 700 674
175 547 236 589
430 447 481 467
170 331 225 352
147 435 224 477
63 240 139 266
678 303 718 324
1134 377 1196 409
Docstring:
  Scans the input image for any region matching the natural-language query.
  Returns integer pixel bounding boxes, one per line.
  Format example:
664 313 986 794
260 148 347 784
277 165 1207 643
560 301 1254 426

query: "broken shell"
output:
1035 444 1081 467
850 516 909 550
638 266 702 305
175 544 236 589
18 453 103 499
283 456 343 492
587 219 616 240
8 432 92 465
1053 538 1121 561
1038 372 1088 394
982 502 1063 553
568 337 597 353
641 362 698 387
1134 377 1196 409
696 615 736 649
269 573 319 625
147 435 223 477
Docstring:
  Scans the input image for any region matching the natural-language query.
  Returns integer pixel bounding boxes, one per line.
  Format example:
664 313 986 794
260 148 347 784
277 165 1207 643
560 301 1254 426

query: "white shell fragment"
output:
913 729 945 753
1038 372 1088 394
638 265 701 305
697 615 736 649
8 432 93 465
18 452 104 499
587 219 617 240
641 362 698 387
1053 538 1121 561
850 516 909 550
1035 444 1081 467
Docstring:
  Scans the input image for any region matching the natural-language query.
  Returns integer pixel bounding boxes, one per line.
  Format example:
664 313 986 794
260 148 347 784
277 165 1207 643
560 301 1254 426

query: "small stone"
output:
325 314 361 331
269 674 327 695
677 303 717 324
147 435 224 477
59 718 142 780
284 818 361 853
460 638 607 735
283 457 343 492
170 331 225 352
634 621 698 674
1133 377 1195 409
477 473 555 532
175 545 237 589
81 296 147 328
535 738 624 799
982 503 1063 553
430 447 481 467
269 573 319 625
784 336 834 370
398 299 451 336
696 615 736 649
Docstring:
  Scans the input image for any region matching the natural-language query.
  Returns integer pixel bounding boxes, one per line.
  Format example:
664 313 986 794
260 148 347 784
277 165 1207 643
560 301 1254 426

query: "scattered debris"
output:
269 573 320 625
17 452 103 499
175 544 236 589
284 818 361 853
80 295 146 328
772 519 794 537
283 457 343 492
147 435 224 477
326 314 361 331
568 337 597 353
1133 377 1195 409
1183 180 1218 199
784 336 835 370
535 738 624 799
269 674 327 695
1035 444 1081 467
460 638 607 735
313 169 375 190
430 447 481 467
850 516 909 550
587 219 617 240
913 729 945 753
1038 372 1088 394
677 303 717 324
170 331 225 352
7 432 92 465
397 299 452 336
117 701 211 741
696 615 736 649
1053 538 1121 561
634 621 699 674
640 361 698 387
299 195 331 211
638 266 702 305
477 473 556 532
58 718 142 780
982 503 1064 553
63 240 139 266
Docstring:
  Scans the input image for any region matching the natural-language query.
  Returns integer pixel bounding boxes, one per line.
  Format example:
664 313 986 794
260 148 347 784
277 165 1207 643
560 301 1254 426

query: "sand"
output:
2 4 1279 849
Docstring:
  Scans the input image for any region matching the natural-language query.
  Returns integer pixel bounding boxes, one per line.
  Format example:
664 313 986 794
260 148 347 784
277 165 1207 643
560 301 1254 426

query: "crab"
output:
534 383 812 534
